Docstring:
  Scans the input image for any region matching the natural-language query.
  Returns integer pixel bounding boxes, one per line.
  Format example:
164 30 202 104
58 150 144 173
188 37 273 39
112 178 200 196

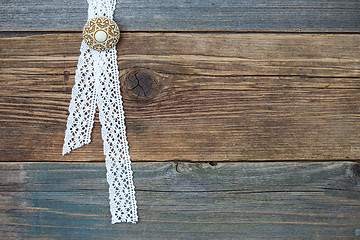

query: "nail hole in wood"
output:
64 71 70 82
209 161 218 166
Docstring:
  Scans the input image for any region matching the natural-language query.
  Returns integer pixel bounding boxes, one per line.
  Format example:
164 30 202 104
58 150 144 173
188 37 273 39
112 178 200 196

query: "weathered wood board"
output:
1 33 360 162
1 162 359 239
1 0 360 238
1 0 360 31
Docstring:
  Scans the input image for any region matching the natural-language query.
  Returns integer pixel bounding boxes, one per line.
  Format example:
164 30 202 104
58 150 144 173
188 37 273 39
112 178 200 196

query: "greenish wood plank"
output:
1 162 359 239
1 0 360 31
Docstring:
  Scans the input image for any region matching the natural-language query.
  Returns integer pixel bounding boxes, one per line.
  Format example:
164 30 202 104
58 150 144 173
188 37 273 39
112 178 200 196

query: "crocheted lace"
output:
63 0 138 224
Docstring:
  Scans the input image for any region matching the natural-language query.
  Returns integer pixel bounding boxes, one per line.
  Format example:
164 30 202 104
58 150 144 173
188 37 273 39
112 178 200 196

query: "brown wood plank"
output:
1 162 359 239
0 33 360 162
1 0 360 31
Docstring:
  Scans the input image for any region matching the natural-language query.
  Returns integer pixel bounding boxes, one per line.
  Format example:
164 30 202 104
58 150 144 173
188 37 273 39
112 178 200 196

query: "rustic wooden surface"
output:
1 162 360 239
1 0 360 31
1 33 360 162
1 0 360 239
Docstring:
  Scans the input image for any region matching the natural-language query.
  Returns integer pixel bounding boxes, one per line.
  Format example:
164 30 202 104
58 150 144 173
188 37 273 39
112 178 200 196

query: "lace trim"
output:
63 0 138 224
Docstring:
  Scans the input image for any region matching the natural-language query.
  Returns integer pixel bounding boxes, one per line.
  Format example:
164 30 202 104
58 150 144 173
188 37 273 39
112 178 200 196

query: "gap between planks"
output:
1 160 360 164
1 31 360 38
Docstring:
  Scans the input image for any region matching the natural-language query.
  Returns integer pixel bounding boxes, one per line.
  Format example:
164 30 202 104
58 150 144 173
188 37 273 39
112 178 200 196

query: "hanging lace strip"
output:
62 0 138 224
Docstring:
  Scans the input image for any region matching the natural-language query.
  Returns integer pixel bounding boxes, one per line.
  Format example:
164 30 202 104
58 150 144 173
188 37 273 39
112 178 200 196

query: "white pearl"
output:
95 30 107 42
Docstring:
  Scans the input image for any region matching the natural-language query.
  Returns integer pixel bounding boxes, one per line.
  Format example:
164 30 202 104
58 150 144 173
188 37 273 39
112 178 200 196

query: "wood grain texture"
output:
1 33 360 162
1 162 359 239
1 0 360 31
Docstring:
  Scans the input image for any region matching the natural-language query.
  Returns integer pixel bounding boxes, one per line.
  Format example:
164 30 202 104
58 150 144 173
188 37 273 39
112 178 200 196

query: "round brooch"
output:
83 17 120 51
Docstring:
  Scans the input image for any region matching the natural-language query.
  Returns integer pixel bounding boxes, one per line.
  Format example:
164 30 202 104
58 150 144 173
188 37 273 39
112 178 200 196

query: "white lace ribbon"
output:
62 0 138 224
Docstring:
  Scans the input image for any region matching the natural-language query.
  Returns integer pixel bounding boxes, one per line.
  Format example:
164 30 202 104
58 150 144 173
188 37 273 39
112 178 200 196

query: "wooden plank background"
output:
1 33 360 162
1 0 360 239
1 162 360 239
1 0 360 31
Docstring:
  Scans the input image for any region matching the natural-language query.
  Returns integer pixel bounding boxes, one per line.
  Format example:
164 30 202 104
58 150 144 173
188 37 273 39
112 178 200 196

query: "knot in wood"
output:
128 72 156 97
